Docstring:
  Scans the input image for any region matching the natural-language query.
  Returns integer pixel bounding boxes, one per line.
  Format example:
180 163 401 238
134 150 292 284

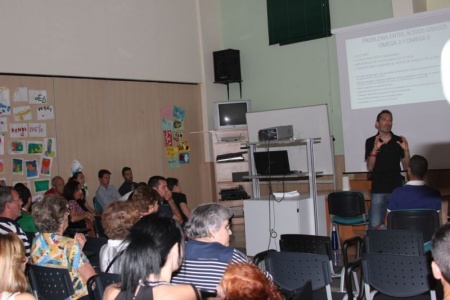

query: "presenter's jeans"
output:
369 193 390 229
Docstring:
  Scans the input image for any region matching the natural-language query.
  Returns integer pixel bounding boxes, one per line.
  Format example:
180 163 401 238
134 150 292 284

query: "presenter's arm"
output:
398 136 410 170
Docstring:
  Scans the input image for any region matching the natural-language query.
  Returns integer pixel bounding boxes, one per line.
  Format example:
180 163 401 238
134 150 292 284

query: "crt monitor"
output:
214 100 251 130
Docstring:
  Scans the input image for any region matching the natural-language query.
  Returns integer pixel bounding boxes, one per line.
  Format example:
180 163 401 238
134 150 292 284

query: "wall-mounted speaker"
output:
213 49 242 83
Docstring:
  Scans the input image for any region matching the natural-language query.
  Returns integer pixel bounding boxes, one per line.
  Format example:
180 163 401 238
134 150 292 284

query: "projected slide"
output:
346 21 449 109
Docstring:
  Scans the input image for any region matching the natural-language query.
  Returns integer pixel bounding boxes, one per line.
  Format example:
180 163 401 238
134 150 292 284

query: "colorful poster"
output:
0 87 11 115
43 138 56 157
163 130 173 146
168 157 179 169
12 158 23 175
40 157 52 176
173 106 186 120
165 146 178 158
34 179 50 193
0 134 4 155
13 106 32 121
173 118 184 130
9 140 25 154
27 141 44 155
37 105 54 120
179 152 190 164
0 159 4 173
28 123 46 137
28 90 47 104
13 87 28 102
10 123 28 138
25 160 39 179
0 117 7 132
161 119 173 130
160 105 173 119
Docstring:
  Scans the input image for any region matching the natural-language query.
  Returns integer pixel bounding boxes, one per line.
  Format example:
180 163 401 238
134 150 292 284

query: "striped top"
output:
171 240 249 293
0 217 30 256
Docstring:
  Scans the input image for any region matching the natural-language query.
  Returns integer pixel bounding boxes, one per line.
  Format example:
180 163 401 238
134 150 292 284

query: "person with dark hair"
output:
218 262 282 300
100 201 140 273
166 177 191 224
387 154 441 212
31 195 96 299
118 167 138 196
63 180 95 233
103 214 200 300
432 223 450 299
127 186 160 216
14 183 37 233
171 203 254 294
148 176 182 224
0 186 30 256
95 169 121 210
365 109 410 229
70 172 95 213
44 176 65 197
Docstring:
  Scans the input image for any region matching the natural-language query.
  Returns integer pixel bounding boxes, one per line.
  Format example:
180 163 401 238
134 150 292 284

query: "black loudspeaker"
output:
213 49 241 83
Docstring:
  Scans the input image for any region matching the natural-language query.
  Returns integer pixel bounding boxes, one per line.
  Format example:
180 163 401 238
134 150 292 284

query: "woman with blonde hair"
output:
0 233 36 300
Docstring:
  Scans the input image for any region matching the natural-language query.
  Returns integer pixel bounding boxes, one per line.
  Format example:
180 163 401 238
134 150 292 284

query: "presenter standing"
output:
365 110 410 229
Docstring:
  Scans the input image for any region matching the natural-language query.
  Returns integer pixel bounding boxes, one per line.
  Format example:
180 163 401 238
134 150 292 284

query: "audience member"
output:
218 262 282 300
44 176 65 197
127 186 160 216
0 233 36 300
431 223 450 300
0 186 30 256
171 203 251 293
388 154 441 212
119 182 147 201
70 172 94 212
148 176 182 224
63 180 95 234
118 167 138 196
14 183 37 234
365 109 410 229
100 201 139 273
31 195 96 299
95 169 121 210
103 214 200 300
167 177 191 224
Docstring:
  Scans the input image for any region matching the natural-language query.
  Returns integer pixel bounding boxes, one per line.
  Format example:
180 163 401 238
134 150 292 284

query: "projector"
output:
258 125 293 141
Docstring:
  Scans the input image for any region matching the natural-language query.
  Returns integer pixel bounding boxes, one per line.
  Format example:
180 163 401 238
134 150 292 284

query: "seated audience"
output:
432 223 450 300
44 176 65 197
119 182 147 201
148 176 183 224
70 172 95 213
63 180 95 234
127 186 160 216
388 155 441 212
0 186 30 256
118 167 138 196
95 169 121 210
14 183 37 233
218 262 282 300
167 177 191 224
0 233 36 300
31 195 96 299
103 214 200 300
171 203 251 293
100 201 139 273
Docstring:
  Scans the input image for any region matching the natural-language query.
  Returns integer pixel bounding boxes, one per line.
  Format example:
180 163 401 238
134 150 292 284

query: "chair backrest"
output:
87 272 121 300
279 234 332 259
265 251 332 292
84 236 108 268
365 229 424 256
362 253 434 298
93 215 107 239
27 264 75 300
328 191 366 217
387 209 440 242
93 196 103 213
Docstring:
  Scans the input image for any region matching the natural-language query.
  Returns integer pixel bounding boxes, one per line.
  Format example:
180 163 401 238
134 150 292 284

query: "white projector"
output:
258 125 293 141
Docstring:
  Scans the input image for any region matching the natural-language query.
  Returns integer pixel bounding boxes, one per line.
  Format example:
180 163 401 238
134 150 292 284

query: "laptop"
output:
253 150 295 176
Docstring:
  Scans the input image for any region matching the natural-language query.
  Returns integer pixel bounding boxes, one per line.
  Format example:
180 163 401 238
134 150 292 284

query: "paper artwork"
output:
37 105 54 120
160 106 173 119
25 159 39 179
34 179 50 193
10 123 28 138
168 157 179 169
28 123 46 137
172 130 183 143
173 106 185 120
12 158 23 175
27 141 44 155
43 138 56 157
0 134 4 155
13 87 28 102
0 117 7 132
0 159 4 173
179 152 190 164
0 87 11 115
173 118 184 130
165 146 178 158
28 90 47 104
161 119 173 130
40 156 52 176
9 140 25 154
163 130 173 146
13 106 32 121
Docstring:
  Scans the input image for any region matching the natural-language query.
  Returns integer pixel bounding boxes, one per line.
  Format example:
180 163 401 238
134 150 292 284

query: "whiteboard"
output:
246 104 334 175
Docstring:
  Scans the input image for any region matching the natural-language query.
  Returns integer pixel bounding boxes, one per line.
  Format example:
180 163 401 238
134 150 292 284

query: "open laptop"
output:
253 150 296 176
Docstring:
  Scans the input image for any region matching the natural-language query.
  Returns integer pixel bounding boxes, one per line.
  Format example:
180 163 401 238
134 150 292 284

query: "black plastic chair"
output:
93 215 107 239
387 209 440 243
362 253 436 299
27 264 75 300
87 272 121 300
252 249 276 273
365 229 424 256
83 236 108 268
